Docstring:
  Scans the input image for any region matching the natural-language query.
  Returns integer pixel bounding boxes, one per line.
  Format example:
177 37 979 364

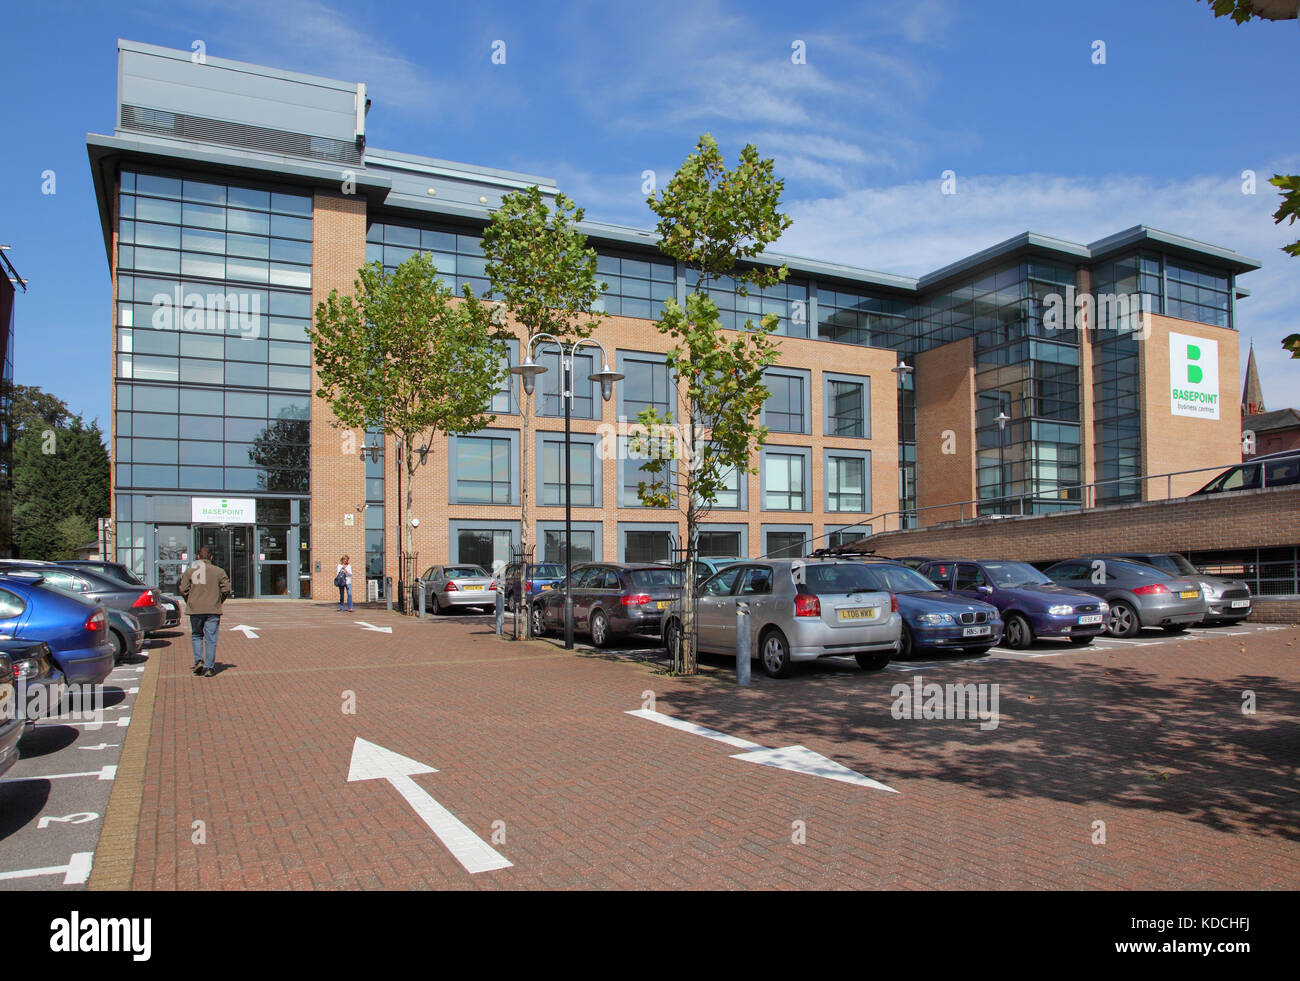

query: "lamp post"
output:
511 335 622 650
995 410 1010 514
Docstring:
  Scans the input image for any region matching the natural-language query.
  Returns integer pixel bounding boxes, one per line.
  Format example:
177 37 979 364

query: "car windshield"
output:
983 562 1052 587
629 568 684 590
445 566 488 579
862 565 940 593
799 563 880 594
530 564 565 578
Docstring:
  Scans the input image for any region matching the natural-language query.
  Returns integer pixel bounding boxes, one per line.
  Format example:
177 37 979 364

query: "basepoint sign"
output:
1169 332 1219 420
191 497 256 523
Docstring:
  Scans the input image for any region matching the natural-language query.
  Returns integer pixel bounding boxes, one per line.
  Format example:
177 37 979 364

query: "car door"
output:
695 565 745 652
570 566 600 626
735 565 778 642
952 563 991 603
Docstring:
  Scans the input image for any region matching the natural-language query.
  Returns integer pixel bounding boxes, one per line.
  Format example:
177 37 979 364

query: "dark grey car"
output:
1043 556 1207 637
56 560 183 629
1091 552 1251 624
531 563 684 647
0 564 166 634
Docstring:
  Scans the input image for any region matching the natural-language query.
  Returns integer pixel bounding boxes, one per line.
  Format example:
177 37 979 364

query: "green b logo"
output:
1185 344 1202 384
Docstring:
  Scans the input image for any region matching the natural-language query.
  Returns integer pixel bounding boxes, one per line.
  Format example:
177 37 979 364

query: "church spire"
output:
1242 341 1265 417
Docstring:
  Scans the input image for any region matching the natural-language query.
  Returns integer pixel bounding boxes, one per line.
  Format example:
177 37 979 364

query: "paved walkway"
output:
97 601 1300 889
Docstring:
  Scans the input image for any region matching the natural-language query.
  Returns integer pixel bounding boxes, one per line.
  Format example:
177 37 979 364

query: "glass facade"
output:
114 168 312 593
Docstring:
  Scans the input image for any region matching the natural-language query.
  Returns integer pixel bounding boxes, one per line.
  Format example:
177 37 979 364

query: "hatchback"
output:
56 560 183 630
661 559 901 678
0 575 114 686
1042 556 1207 637
0 564 165 634
918 559 1110 649
531 563 684 647
417 565 498 614
1191 449 1300 495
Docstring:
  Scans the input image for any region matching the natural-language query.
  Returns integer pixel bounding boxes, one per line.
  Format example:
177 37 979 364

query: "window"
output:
697 530 742 557
825 374 868 437
704 566 743 596
453 436 513 504
763 452 807 510
621 525 676 563
0 588 26 619
827 527 870 549
622 434 676 508
764 530 807 559
762 370 808 434
924 564 953 587
826 453 869 512
537 349 596 419
954 564 990 591
738 566 775 595
712 455 744 510
491 340 518 415
595 252 676 320
456 528 513 570
540 437 597 506
542 528 596 565
620 354 673 419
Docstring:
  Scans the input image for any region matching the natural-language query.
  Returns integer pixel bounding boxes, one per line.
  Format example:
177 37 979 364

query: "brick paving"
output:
120 600 1300 889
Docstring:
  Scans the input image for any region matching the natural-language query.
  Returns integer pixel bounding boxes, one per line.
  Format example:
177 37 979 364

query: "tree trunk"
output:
681 413 698 675
405 436 416 612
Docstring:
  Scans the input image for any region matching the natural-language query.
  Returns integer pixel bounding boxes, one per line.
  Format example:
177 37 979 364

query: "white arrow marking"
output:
0 765 116 784
77 744 120 751
0 852 93 885
230 624 260 639
627 709 897 793
356 621 393 634
38 812 100 829
45 716 130 729
347 738 510 874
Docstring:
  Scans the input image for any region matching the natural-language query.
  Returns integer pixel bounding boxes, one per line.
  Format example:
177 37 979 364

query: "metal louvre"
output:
121 105 361 165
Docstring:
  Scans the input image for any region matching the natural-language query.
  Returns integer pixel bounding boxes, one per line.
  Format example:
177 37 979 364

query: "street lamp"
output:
995 411 1010 514
511 334 622 650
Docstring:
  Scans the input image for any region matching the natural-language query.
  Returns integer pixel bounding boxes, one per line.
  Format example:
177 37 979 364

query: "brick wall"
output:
915 336 975 525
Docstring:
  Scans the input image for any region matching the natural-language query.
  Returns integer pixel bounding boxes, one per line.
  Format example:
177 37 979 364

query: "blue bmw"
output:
855 561 1003 659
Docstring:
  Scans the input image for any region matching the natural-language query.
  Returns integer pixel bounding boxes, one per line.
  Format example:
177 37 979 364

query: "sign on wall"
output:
1169 332 1219 420
191 497 257 523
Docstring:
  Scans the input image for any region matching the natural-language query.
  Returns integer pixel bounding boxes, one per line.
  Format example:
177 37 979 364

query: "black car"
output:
0 652 23 776
0 638 57 733
1191 449 1300 495
531 562 684 647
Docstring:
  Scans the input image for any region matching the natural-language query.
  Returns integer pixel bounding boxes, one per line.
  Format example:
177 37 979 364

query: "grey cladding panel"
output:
120 48 357 142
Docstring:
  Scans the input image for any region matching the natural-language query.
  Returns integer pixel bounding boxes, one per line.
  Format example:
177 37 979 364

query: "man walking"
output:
179 546 232 678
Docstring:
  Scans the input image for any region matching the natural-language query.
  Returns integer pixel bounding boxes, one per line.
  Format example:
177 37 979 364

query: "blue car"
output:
918 559 1110 650
856 562 1002 659
0 575 115 686
500 562 567 612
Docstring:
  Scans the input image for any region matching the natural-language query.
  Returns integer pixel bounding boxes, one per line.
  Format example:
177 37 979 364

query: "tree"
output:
1197 0 1300 357
311 252 507 605
12 408 110 559
480 186 605 635
55 514 96 559
633 134 791 673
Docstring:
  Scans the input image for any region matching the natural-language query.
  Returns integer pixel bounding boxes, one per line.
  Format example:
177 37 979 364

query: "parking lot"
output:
0 600 1287 890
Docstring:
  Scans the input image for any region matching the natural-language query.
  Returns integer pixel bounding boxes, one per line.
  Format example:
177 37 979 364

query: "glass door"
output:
193 525 255 598
257 524 291 597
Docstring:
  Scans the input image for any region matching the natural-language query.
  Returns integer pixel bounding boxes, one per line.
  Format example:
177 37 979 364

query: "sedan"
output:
855 562 1002 658
532 563 684 647
1092 552 1251 625
918 559 1110 649
1043 556 1207 637
56 560 182 630
417 565 498 613
106 609 146 663
0 575 114 687
661 559 901 678
0 564 165 634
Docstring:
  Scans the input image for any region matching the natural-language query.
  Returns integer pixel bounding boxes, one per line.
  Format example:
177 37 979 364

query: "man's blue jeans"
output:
190 614 220 669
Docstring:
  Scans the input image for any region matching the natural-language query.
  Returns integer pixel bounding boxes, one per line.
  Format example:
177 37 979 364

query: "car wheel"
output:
109 628 125 664
1108 601 1140 638
1004 613 1033 649
590 609 611 648
664 618 682 662
855 649 891 671
1162 624 1189 634
432 595 446 615
897 624 914 660
531 604 548 638
1070 635 1094 646
759 629 794 679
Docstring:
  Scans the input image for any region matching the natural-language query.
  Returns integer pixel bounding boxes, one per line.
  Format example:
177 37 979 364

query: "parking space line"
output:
0 765 116 784
0 852 93 886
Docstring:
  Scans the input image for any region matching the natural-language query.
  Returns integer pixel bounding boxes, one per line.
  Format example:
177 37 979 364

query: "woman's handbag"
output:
334 570 346 588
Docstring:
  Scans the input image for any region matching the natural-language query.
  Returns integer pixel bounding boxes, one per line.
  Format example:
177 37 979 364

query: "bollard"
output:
736 604 751 687
418 583 426 619
496 589 505 636
385 577 393 613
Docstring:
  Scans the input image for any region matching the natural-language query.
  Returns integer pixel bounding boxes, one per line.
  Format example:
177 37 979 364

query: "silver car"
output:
661 559 902 678
418 564 498 613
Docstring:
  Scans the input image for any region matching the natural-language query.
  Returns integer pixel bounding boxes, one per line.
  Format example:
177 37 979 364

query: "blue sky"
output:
2 0 1297 429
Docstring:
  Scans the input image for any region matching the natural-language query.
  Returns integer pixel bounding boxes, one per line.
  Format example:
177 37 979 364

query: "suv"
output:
530 562 684 646
1092 552 1251 624
1191 449 1300 495
661 559 902 678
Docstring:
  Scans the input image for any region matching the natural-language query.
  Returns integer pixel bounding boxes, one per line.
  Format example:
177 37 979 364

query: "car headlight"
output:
917 613 954 626
1098 600 1110 613
1048 605 1074 615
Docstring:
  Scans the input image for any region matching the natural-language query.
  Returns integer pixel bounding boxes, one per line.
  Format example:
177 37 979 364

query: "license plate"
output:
962 625 990 637
463 584 484 591
1179 590 1199 599
541 584 553 591
1078 614 1103 625
656 600 672 610
838 607 877 621
1231 599 1250 609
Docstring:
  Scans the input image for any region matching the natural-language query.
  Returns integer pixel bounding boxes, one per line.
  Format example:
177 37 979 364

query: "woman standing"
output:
336 555 354 612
